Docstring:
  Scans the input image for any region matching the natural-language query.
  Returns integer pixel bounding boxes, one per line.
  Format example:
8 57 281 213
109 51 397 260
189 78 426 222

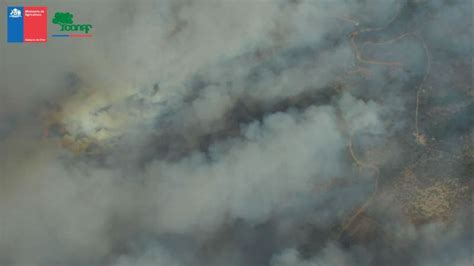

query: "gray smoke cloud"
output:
0 0 472 265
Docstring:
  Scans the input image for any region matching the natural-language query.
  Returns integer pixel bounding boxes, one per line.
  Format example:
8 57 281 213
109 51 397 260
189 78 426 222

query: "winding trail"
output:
337 0 434 237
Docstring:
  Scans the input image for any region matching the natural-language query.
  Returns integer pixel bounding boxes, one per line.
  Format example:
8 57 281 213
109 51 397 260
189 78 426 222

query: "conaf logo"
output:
52 12 92 33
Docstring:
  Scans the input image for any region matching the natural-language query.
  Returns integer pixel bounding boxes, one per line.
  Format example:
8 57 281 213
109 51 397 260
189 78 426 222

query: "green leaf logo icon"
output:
52 12 74 25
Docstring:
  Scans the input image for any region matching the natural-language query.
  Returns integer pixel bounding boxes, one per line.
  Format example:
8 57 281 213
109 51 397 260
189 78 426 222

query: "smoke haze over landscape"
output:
0 0 472 265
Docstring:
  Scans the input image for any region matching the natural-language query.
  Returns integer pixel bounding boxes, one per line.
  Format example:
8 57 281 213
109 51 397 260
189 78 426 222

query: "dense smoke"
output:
0 0 472 265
